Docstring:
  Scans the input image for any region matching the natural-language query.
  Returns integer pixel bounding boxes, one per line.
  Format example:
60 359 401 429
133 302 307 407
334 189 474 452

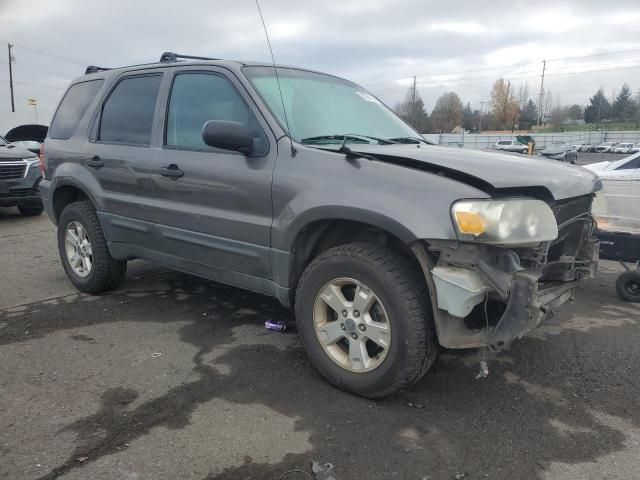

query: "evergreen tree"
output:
611 83 635 121
395 87 430 132
584 88 611 123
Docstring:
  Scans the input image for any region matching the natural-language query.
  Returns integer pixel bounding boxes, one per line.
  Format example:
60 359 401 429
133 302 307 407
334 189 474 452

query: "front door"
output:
150 68 276 290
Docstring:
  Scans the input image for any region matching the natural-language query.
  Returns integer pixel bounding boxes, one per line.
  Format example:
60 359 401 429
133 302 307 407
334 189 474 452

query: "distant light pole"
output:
28 98 38 123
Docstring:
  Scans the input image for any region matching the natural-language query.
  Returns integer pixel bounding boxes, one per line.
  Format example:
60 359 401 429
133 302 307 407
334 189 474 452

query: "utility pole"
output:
503 80 511 130
7 43 15 113
478 100 486 133
537 60 546 127
410 75 417 125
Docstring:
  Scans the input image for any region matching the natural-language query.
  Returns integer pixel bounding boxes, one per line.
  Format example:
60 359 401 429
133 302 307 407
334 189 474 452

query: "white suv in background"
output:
612 143 635 154
493 140 528 154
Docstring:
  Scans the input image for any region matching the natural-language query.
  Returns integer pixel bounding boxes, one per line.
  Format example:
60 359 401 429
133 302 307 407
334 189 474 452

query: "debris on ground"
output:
277 469 311 479
75 456 88 463
265 319 287 332
475 360 489 379
150 352 162 358
408 402 424 409
311 461 337 480
454 473 467 480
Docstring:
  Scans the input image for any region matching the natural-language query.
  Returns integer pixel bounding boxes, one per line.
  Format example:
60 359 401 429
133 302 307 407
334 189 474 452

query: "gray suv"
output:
0 134 43 216
40 52 600 398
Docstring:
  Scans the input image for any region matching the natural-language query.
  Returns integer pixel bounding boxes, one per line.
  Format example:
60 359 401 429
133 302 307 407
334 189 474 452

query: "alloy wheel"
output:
313 278 391 373
64 220 93 277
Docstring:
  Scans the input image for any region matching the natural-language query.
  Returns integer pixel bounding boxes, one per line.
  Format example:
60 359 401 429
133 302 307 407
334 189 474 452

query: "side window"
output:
616 157 640 170
166 73 267 154
50 80 104 139
99 75 162 145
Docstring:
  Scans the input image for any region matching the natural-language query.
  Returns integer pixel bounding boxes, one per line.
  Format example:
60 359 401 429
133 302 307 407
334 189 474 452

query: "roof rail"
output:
159 52 219 63
85 65 112 75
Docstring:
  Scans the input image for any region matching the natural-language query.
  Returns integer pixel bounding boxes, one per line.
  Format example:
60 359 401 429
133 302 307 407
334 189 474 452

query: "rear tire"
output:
295 242 438 399
521 148 528 154
616 271 640 302
18 204 44 216
57 200 127 294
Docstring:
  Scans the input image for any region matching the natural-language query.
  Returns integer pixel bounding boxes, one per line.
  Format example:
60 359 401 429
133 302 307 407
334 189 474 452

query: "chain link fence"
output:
422 130 640 150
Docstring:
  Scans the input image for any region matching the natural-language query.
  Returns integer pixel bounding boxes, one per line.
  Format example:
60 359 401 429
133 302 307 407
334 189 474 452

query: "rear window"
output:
49 79 104 139
99 74 162 145
497 141 509 145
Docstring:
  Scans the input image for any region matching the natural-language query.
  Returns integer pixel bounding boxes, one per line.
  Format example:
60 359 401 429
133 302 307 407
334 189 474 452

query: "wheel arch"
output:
52 181 98 224
281 213 427 306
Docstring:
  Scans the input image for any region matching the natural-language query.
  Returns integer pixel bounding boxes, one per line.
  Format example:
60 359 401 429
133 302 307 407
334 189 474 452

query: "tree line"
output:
393 79 640 133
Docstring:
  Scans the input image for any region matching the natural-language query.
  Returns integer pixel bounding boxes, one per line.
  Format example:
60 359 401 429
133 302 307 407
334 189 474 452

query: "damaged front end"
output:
413 194 599 352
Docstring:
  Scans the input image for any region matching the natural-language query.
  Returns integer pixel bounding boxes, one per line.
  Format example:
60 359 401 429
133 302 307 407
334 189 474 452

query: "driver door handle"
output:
160 165 184 178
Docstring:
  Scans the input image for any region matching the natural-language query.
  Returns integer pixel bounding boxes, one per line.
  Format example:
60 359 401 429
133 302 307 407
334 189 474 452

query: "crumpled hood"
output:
0 144 37 160
351 144 600 201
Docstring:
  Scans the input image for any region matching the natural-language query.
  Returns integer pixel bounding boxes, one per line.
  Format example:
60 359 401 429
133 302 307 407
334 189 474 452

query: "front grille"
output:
0 164 26 179
552 195 592 226
0 188 36 199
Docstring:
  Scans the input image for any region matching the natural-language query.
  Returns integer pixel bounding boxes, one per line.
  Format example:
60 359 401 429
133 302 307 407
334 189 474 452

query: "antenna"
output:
255 0 296 157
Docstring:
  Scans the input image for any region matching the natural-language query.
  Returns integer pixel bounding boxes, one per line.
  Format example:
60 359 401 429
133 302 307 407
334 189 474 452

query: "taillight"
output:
39 143 45 177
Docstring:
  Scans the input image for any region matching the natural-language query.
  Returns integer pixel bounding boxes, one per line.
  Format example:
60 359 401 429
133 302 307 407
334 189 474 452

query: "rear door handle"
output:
160 165 184 178
86 156 103 168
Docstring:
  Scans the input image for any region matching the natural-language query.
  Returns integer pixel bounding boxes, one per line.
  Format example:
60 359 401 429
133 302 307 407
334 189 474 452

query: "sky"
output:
1 0 639 133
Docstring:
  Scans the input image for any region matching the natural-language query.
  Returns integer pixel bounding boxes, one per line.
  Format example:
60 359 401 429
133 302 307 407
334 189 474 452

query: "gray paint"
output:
40 58 600 307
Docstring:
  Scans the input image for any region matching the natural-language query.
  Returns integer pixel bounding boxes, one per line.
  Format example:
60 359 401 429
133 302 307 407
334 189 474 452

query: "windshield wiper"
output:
387 136 433 145
300 134 396 145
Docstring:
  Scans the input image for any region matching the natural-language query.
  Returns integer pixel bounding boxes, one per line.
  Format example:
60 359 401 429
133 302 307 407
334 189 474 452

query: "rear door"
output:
149 67 276 289
83 71 164 249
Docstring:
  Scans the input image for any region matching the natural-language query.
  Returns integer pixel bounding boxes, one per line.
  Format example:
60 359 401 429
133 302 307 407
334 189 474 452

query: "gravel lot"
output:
1 152 639 480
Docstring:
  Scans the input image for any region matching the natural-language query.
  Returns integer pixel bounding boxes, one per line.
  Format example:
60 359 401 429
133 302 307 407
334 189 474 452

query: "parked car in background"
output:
539 143 578 163
595 142 618 153
585 152 640 179
0 134 44 216
8 140 41 155
612 143 635 154
632 145 640 153
571 143 589 152
493 140 528 154
39 52 601 398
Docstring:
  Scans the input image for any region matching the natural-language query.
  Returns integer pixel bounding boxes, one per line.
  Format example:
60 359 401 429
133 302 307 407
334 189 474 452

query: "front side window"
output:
166 72 267 154
50 79 104 139
243 66 422 147
99 75 162 145
615 154 640 170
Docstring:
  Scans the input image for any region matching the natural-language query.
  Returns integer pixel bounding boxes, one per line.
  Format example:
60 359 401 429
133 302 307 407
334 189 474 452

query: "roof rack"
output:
85 65 112 75
159 52 219 63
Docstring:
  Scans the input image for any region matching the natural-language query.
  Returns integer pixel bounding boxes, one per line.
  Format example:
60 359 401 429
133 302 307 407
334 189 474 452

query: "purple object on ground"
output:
265 319 287 332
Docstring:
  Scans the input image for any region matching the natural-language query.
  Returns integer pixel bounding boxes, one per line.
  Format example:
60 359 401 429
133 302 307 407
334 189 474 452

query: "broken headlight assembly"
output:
451 198 558 245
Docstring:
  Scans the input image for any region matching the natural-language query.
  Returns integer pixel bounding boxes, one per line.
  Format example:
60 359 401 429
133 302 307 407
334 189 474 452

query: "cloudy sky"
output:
1 0 639 133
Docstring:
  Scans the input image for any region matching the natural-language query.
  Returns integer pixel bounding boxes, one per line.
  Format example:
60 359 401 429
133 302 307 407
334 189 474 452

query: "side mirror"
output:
202 120 253 155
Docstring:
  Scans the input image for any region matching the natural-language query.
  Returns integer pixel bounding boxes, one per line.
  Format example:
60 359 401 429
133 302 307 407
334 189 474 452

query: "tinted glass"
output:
100 75 161 145
50 79 104 139
616 156 640 170
166 73 266 153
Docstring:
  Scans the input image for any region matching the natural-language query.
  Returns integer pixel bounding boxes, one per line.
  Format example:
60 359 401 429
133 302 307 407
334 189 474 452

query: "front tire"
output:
57 200 127 294
295 243 438 398
616 271 640 302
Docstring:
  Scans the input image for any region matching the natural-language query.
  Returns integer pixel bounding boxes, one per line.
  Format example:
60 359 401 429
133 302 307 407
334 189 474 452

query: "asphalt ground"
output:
1 151 638 480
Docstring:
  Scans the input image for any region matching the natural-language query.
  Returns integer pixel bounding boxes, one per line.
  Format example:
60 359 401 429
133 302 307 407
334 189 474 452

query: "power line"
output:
0 79 66 90
370 62 640 95
360 48 640 89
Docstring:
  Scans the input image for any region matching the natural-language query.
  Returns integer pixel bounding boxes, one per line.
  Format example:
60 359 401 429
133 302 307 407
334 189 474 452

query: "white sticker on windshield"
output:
356 91 380 103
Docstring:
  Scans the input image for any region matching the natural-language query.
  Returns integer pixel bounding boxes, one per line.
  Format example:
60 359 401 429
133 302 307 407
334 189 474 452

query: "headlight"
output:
451 199 558 245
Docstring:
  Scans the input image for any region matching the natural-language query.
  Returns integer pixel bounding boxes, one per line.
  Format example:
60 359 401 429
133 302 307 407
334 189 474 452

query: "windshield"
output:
243 66 421 145
0 135 7 146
